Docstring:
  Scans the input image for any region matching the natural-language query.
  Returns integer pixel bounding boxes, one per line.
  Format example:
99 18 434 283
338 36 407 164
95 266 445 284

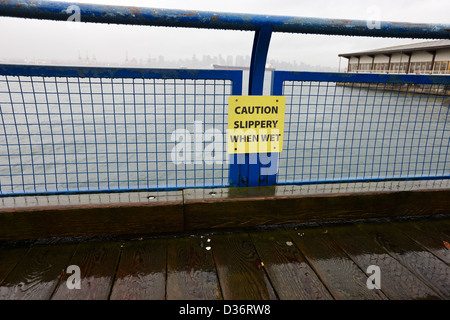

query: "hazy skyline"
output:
1 0 449 69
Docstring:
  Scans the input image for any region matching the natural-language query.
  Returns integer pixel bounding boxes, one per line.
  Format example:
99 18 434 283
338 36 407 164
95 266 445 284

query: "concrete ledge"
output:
1 180 449 241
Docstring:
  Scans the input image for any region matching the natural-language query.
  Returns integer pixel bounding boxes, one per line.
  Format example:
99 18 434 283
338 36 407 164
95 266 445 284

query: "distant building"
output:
339 40 450 74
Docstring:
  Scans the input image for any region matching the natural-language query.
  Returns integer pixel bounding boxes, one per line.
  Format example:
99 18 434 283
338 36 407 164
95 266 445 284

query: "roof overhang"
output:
339 40 450 58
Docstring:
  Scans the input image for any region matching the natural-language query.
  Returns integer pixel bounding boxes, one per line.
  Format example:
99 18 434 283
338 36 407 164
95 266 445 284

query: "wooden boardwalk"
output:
0 217 449 300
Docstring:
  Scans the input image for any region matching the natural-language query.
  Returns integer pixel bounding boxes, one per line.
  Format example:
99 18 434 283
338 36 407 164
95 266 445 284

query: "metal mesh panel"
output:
0 73 236 196
277 79 450 184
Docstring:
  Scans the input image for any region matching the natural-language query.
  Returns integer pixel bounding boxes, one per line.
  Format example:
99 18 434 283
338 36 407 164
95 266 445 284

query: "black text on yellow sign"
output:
228 96 285 154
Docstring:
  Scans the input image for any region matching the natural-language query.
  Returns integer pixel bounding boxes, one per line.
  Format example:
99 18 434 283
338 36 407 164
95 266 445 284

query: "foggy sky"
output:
1 0 449 69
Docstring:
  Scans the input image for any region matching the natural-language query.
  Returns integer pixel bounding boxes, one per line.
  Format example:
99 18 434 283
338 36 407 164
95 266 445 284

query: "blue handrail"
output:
1 0 449 39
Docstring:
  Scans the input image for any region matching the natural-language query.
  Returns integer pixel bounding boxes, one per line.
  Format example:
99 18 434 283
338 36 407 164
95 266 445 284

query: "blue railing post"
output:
249 27 272 95
229 27 279 187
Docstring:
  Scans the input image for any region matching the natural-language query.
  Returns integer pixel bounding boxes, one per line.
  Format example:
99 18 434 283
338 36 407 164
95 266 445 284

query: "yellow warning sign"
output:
228 95 285 154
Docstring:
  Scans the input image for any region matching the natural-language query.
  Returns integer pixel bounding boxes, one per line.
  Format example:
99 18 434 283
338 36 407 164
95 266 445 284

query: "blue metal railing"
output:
0 65 242 196
272 71 450 184
0 0 449 196
1 0 449 38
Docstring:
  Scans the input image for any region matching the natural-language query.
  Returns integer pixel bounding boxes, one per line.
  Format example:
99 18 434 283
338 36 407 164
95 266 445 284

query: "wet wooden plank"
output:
0 246 30 285
392 219 450 264
167 236 222 300
109 239 166 300
287 227 387 300
0 243 77 300
211 233 277 300
0 191 184 241
326 223 442 300
51 241 122 300
183 185 450 232
250 231 333 300
358 222 450 299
